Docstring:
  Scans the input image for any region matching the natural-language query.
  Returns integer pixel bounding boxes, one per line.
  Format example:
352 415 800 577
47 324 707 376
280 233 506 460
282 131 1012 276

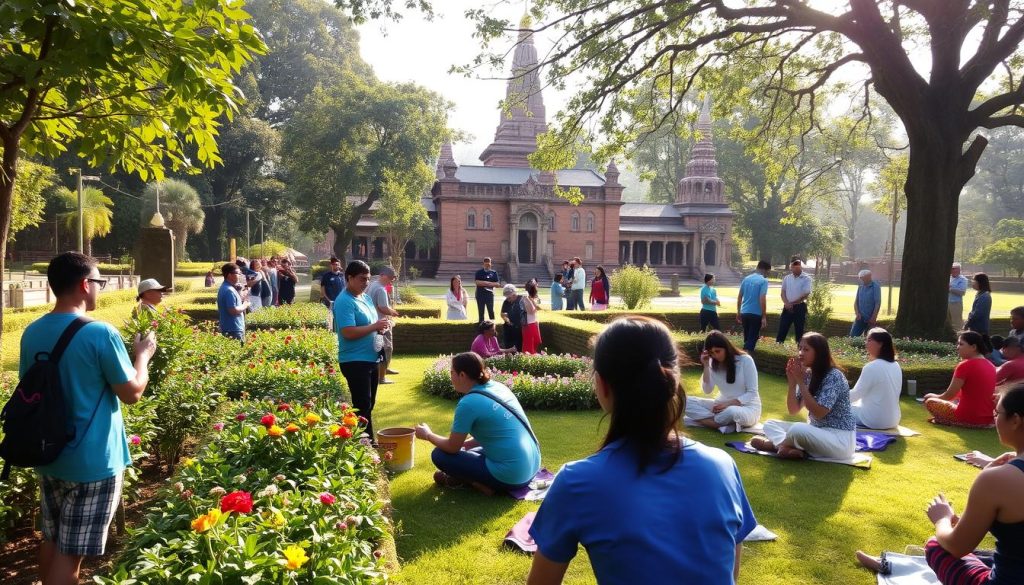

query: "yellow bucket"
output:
376 427 415 472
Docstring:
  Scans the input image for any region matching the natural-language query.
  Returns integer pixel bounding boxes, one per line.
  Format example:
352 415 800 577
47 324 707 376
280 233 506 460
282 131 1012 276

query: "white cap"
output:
137 278 169 297
502 284 517 296
857 269 871 278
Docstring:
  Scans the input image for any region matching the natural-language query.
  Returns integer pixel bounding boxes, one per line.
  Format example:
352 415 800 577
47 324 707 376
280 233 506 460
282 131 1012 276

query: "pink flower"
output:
319 492 336 505
213 423 225 432
129 434 141 445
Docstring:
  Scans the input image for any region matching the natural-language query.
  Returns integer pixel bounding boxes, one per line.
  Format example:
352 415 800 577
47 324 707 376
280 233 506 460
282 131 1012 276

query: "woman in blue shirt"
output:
414 352 541 495
334 260 390 440
965 272 992 335
700 273 722 332
528 316 757 584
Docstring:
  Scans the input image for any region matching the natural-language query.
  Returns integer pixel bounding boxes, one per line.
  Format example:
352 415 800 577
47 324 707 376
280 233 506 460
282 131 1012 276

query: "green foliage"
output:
398 285 425 304
994 218 1024 240
102 401 390 584
10 159 55 241
376 165 437 277
610 264 661 310
246 303 329 331
422 354 598 410
213 360 346 403
244 239 291 259
142 179 205 261
54 186 113 254
974 237 1024 279
806 279 837 333
123 306 196 391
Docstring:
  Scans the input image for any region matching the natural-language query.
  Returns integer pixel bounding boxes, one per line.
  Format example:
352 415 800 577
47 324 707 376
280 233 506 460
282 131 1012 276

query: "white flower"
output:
257 484 279 498
233 474 247 484
209 486 226 496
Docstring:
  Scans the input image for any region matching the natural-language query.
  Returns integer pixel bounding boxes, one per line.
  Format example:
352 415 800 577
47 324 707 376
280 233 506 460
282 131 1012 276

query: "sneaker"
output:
379 380 395 385
386 369 400 375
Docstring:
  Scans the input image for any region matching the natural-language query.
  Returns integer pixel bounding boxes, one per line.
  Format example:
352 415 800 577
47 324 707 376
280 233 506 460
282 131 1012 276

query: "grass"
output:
377 355 1005 585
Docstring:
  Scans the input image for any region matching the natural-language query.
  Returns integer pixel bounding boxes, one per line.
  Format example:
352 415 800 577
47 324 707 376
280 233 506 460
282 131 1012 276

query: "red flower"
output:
219 491 253 514
236 413 247 421
358 416 368 426
333 426 353 439
260 414 276 427
339 402 350 410
277 402 291 412
319 492 336 505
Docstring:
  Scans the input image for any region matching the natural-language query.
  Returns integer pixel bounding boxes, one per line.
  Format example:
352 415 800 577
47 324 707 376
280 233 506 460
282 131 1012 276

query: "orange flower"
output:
342 414 359 428
267 425 285 437
285 423 300 433
191 508 222 532
304 413 321 426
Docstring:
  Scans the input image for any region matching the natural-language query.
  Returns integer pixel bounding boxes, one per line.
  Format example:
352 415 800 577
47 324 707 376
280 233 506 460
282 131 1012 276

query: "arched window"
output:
586 212 595 232
467 208 476 229
571 212 580 232
483 209 492 229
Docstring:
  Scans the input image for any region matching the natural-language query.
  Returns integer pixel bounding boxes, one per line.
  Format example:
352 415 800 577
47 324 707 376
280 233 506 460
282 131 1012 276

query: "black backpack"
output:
0 317 92 480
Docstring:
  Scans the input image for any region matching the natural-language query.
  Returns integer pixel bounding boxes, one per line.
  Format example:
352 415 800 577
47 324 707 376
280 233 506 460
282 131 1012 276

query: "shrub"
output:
610 264 661 309
123 306 196 391
100 401 390 584
806 279 837 332
213 359 347 404
243 239 291 259
149 375 222 471
398 285 424 304
173 280 192 292
247 303 329 330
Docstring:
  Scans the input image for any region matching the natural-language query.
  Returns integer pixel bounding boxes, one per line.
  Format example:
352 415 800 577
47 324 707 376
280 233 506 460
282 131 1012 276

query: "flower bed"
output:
100 400 391 584
422 354 598 410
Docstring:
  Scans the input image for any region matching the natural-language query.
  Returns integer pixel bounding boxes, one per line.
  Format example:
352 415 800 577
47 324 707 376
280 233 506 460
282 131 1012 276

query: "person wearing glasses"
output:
217 263 250 341
21 252 157 584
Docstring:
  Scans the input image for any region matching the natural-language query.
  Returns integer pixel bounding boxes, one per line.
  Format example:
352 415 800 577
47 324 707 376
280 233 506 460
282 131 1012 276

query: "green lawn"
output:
377 355 1005 585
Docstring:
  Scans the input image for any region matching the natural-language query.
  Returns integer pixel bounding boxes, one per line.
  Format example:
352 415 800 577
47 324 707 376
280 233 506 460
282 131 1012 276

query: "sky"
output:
356 1 567 166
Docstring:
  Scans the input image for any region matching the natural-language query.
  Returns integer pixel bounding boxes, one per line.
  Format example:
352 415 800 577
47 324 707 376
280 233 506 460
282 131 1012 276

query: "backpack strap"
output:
45 316 93 365
467 388 539 447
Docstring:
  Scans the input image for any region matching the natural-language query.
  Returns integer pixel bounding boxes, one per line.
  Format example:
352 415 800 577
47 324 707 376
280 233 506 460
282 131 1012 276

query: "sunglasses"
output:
87 278 108 290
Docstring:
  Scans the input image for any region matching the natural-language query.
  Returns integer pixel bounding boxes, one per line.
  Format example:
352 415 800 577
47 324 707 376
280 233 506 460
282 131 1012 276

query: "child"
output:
550 274 565 311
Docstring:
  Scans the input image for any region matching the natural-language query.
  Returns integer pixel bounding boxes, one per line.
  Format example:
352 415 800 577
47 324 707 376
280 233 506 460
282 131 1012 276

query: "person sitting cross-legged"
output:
849 328 903 430
751 332 856 460
470 320 517 358
856 382 1024 584
924 331 997 428
685 331 762 433
414 352 540 495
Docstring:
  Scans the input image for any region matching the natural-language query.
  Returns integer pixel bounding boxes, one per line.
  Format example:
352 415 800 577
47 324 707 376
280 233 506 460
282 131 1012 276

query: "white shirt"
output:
445 289 468 320
701 353 762 409
849 359 903 429
572 267 587 291
781 272 813 304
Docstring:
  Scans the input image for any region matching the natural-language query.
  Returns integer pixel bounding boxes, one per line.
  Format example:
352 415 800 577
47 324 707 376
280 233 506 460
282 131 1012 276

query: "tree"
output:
969 126 1024 221
469 2 1024 339
10 159 55 241
0 0 264 348
142 180 206 263
375 164 437 278
823 116 890 260
994 218 1024 240
282 75 450 262
975 238 1024 279
54 187 113 257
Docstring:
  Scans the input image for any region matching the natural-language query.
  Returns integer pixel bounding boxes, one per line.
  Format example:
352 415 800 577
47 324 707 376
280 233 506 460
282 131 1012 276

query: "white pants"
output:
686 397 761 428
763 420 855 459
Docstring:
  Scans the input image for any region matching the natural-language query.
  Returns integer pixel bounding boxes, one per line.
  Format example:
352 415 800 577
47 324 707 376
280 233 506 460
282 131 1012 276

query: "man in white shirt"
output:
568 257 587 311
775 259 812 343
948 263 969 330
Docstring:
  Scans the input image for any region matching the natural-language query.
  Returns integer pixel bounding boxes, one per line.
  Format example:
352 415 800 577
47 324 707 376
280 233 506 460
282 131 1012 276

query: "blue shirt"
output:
700 284 718 312
966 291 992 335
333 289 380 363
855 280 882 321
217 282 245 335
320 270 345 302
21 314 136 483
949 275 968 303
451 381 541 485
550 282 565 310
738 272 769 316
474 268 499 298
530 439 756 584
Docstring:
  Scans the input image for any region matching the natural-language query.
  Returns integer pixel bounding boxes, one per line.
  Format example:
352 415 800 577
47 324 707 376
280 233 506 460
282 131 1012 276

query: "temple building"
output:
322 22 738 283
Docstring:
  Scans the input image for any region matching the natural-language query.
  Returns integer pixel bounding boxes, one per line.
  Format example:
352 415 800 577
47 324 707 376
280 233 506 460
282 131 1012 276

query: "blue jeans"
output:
741 314 762 352
850 318 871 337
569 289 585 310
431 447 530 492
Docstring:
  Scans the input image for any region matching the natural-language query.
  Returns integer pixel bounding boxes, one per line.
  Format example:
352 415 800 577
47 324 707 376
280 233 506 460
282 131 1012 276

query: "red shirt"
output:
953 357 997 425
590 278 607 304
997 357 1024 385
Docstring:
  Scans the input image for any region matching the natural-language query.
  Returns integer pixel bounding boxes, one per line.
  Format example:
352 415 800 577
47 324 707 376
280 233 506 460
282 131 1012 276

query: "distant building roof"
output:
620 203 681 218
671 205 733 216
454 165 606 187
619 224 694 235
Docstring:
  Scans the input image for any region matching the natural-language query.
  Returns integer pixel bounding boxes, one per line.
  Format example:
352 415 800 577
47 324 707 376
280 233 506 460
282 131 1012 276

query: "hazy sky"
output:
357 1 567 166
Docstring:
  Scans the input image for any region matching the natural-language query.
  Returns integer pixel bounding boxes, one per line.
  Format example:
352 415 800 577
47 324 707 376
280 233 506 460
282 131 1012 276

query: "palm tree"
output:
142 179 205 262
55 186 113 257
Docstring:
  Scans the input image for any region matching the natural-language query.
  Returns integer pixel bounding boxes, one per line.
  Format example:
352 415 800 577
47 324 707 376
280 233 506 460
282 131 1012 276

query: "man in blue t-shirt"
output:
851 269 882 337
20 252 156 582
217 263 250 340
319 257 345 307
736 260 771 352
474 257 501 323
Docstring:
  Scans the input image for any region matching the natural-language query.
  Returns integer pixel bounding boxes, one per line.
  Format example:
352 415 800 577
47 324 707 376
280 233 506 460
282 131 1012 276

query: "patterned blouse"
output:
797 368 856 431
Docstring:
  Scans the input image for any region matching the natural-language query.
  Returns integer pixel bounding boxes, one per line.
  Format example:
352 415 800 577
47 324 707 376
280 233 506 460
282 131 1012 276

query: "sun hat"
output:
137 278 169 299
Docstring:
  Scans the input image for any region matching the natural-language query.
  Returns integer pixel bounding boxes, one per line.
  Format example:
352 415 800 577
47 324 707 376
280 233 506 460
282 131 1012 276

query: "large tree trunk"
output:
892 133 978 340
331 223 350 265
0 137 21 362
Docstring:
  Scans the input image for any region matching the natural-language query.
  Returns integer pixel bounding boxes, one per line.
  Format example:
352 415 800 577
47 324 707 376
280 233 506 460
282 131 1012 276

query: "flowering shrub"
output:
246 302 330 330
245 329 337 367
123 305 196 390
484 352 593 377
100 401 390 584
422 355 598 410
213 358 345 403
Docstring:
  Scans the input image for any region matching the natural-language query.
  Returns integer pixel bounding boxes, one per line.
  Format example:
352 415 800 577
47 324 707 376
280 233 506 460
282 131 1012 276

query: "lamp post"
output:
67 168 101 253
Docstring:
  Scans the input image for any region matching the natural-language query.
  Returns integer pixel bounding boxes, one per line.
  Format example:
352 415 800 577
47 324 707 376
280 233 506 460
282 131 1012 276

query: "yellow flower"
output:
281 544 309 570
267 424 285 437
342 414 358 427
191 508 222 533
304 413 321 426
285 422 300 433
328 424 340 435
182 457 196 467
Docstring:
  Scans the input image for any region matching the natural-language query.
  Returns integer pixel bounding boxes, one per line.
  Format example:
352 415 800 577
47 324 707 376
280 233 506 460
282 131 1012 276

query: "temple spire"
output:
675 93 724 206
436 140 458 180
479 14 548 167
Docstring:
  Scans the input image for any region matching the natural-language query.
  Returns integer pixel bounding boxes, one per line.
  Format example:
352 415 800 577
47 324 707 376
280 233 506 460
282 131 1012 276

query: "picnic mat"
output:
876 553 939 585
857 424 921 437
508 469 556 501
502 512 778 553
857 432 899 452
683 417 764 434
727 441 874 468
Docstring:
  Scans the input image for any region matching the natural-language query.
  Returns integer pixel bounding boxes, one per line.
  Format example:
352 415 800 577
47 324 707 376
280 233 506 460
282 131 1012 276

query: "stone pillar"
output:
136 227 175 289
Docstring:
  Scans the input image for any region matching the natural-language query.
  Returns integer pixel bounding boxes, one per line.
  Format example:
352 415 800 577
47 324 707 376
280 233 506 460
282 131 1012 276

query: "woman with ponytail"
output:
414 352 541 494
527 317 757 584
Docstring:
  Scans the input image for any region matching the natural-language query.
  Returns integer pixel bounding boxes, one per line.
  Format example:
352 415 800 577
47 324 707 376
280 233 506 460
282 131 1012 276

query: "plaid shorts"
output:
39 472 123 556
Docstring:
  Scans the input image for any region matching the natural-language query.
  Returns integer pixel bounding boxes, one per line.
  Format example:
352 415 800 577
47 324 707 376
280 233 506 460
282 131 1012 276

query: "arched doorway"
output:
703 239 717 267
518 213 539 264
